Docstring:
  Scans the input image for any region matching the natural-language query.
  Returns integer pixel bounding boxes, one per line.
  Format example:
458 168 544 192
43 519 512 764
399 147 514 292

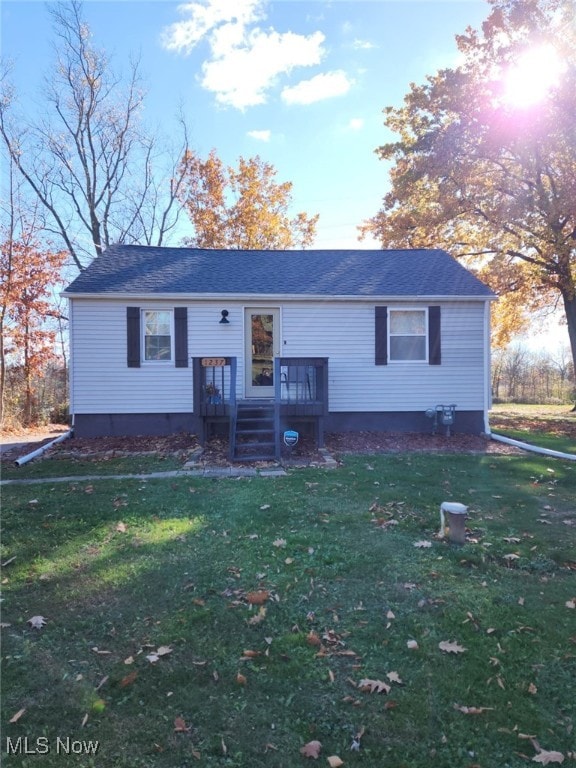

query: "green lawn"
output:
490 404 576 454
2 452 575 767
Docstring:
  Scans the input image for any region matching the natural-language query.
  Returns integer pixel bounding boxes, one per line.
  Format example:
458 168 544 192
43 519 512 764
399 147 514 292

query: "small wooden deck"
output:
192 357 328 461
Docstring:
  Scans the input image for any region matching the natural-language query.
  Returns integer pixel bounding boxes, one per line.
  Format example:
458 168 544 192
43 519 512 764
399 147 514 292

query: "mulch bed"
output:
1 429 521 467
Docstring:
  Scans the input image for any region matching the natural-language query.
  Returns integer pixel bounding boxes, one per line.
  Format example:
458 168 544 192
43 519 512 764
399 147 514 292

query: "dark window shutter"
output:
127 307 141 368
174 307 188 368
375 306 388 365
428 306 441 365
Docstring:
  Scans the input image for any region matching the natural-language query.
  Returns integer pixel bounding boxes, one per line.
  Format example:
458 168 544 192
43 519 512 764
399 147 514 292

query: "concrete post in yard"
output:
439 501 468 545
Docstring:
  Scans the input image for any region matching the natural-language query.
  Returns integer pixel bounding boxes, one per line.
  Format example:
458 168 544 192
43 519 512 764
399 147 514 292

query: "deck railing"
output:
193 356 328 445
192 357 237 417
274 357 328 415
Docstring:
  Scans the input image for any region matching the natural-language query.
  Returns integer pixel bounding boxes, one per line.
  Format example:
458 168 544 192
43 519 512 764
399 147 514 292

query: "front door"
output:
245 308 280 398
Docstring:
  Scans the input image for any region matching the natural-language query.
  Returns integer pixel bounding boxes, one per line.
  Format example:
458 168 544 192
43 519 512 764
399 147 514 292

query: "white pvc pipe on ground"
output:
489 432 576 461
14 430 73 467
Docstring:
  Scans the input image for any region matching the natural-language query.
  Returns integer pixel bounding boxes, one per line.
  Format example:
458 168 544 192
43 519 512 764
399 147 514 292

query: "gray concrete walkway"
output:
1 447 338 486
1 467 288 486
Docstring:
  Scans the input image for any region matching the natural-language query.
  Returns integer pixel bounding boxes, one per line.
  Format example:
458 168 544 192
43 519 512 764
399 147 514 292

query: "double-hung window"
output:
389 308 427 362
143 310 173 362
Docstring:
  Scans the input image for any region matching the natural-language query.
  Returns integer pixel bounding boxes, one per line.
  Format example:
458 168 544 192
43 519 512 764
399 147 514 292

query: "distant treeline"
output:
492 344 574 404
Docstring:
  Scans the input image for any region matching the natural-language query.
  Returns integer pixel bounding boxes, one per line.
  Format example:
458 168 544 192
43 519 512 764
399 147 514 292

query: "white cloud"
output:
248 129 271 142
353 38 376 50
281 70 353 106
161 0 327 109
161 0 264 54
348 118 364 130
202 29 325 108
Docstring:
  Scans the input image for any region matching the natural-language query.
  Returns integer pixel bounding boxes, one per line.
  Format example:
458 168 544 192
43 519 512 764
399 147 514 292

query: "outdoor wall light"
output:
219 309 230 324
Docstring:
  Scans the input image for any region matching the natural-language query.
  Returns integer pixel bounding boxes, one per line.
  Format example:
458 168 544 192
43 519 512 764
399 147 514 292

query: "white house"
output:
63 245 496 460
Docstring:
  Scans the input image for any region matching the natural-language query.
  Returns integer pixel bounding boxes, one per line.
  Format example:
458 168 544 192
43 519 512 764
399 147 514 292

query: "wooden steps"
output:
229 401 280 462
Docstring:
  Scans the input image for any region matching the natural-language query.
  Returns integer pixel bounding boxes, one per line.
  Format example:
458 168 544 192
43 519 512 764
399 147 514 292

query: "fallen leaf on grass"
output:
192 598 206 606
115 521 127 532
236 672 247 685
386 671 403 685
327 757 344 767
146 647 172 664
120 671 138 688
454 704 494 714
246 590 270 605
247 607 267 625
407 640 419 650
439 640 466 654
528 683 538 695
300 740 322 759
174 716 191 733
503 537 521 543
532 750 565 764
27 615 47 629
241 649 261 659
565 599 575 609
413 540 432 548
9 708 26 723
272 538 286 548
358 678 391 694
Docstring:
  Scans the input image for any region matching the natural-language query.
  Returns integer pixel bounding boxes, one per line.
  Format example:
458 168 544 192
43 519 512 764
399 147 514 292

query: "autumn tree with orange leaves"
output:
362 0 576 397
178 150 319 250
0 230 67 426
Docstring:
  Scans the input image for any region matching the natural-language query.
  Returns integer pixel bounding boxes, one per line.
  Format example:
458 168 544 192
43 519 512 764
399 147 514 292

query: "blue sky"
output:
2 0 570 348
2 0 490 250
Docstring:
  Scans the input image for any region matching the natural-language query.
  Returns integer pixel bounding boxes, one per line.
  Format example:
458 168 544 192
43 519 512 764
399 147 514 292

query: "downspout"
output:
483 299 493 435
15 430 73 466
68 297 75 432
489 432 576 461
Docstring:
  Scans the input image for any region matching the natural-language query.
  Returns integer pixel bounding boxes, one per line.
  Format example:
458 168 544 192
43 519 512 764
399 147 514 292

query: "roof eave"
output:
62 291 496 301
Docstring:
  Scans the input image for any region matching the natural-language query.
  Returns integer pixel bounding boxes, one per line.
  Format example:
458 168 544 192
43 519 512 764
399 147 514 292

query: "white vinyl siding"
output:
70 301 190 414
281 301 487 412
69 297 490 416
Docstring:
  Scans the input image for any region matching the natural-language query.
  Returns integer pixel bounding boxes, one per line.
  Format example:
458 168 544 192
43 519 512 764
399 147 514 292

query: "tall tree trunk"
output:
0 316 5 425
563 292 576 410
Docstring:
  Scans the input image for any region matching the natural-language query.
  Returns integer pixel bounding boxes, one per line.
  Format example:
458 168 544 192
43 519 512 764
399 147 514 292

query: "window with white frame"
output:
389 308 427 361
142 310 173 361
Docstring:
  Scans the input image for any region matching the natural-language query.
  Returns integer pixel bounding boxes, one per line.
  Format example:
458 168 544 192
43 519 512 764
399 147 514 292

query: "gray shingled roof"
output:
63 244 495 298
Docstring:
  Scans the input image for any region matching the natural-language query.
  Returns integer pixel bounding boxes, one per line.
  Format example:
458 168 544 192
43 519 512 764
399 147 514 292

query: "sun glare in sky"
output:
502 44 565 108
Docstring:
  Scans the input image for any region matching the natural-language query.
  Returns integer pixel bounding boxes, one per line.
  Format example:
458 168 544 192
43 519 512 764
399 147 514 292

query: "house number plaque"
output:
201 357 227 367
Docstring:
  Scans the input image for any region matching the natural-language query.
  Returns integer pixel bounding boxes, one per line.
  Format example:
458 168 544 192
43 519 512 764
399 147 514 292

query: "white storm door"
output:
244 308 280 398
